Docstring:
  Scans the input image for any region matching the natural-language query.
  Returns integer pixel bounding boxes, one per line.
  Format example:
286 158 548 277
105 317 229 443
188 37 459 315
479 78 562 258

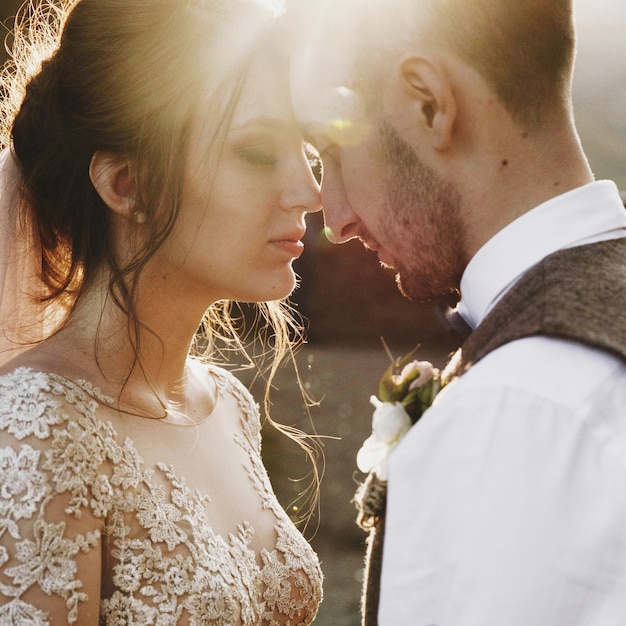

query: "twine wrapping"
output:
354 472 387 626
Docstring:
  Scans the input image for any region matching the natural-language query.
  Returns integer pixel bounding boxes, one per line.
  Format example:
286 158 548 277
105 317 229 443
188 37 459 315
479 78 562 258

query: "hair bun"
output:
12 55 64 173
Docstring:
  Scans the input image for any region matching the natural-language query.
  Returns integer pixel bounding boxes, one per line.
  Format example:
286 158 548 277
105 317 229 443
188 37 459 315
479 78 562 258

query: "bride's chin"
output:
256 270 298 303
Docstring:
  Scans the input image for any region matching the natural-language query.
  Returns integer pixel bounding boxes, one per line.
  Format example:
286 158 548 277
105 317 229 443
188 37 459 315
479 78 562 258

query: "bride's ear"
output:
89 152 138 219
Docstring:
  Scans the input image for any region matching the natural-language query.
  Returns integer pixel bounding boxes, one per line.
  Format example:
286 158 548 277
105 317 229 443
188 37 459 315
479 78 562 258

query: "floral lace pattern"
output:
0 367 322 625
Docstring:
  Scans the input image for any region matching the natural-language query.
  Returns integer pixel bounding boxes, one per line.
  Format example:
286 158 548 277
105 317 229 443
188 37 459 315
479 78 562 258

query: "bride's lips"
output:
270 230 306 258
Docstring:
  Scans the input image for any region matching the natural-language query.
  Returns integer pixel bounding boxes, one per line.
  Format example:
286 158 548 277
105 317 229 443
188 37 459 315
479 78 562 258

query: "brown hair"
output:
3 0 270 321
424 0 576 128
337 0 576 130
1 0 320 522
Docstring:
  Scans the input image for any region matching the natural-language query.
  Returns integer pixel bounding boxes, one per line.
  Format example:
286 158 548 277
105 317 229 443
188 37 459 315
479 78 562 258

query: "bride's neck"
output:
41 278 202 408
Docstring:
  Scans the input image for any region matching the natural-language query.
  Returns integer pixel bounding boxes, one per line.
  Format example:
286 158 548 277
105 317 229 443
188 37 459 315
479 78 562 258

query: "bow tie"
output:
435 305 473 343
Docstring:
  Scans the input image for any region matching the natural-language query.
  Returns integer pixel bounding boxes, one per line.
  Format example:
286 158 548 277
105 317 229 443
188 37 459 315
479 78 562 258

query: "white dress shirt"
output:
380 181 626 625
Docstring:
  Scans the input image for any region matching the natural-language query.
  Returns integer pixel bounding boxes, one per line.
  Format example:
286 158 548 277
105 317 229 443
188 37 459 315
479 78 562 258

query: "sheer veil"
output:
0 147 57 367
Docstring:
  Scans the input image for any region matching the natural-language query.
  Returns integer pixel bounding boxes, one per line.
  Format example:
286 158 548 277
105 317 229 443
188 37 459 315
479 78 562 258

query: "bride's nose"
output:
280 157 322 214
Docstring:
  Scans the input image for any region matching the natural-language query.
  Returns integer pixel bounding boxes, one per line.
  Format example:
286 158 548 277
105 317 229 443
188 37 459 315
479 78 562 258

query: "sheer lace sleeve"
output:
0 368 108 624
0 366 323 625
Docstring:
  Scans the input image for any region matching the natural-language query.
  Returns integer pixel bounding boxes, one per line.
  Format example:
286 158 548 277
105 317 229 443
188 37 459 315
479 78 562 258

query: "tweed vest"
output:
362 237 626 626
446 237 626 378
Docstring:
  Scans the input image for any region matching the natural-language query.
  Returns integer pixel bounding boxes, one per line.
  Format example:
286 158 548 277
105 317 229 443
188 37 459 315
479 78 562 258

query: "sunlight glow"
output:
572 0 626 187
256 0 285 16
293 85 371 149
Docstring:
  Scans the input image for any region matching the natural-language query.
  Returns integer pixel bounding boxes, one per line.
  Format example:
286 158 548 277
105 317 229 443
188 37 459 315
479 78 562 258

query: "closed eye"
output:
233 143 278 167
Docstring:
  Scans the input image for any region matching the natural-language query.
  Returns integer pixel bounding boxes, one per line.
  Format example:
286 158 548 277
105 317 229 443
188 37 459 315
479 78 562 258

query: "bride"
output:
0 0 323 623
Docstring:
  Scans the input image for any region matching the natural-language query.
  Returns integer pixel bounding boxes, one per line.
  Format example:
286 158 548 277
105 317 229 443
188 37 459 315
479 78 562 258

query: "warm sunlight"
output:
573 0 626 188
290 0 625 188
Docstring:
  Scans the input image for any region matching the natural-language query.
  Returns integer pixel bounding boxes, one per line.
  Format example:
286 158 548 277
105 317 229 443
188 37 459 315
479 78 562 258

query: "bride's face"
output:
158 56 322 305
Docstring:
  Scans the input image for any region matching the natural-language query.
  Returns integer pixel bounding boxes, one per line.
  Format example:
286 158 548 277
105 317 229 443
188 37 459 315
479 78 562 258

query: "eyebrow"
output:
301 127 320 144
229 116 292 134
299 124 333 148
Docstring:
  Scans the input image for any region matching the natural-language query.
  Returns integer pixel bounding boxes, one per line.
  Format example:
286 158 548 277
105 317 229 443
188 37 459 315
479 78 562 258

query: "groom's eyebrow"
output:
298 124 331 149
301 127 318 145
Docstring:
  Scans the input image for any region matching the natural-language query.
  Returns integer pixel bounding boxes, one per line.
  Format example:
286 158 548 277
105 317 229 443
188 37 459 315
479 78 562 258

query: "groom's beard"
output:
378 121 466 302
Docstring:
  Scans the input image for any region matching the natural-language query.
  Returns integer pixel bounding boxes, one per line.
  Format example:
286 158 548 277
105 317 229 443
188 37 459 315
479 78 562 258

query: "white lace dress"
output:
0 366 322 625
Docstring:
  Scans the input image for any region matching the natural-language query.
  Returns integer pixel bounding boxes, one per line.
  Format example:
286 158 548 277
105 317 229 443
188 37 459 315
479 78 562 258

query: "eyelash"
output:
232 140 326 182
234 145 277 167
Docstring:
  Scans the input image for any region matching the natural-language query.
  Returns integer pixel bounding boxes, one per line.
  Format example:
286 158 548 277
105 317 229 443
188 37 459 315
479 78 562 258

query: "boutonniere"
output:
354 343 445 528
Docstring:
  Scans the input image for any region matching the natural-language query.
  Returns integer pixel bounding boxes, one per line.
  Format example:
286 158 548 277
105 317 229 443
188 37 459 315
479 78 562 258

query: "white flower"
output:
369 397 411 442
356 397 412 480
409 361 435 389
392 360 434 390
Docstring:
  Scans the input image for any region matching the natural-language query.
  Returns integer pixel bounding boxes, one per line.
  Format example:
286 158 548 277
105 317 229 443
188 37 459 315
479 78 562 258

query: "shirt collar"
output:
458 180 626 329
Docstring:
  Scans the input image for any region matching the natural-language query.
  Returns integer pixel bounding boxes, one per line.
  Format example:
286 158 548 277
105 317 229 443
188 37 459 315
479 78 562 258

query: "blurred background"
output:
1 0 624 623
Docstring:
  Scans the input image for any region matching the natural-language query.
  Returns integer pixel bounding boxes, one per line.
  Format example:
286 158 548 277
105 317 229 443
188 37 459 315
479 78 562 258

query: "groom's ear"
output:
392 54 457 152
89 152 138 218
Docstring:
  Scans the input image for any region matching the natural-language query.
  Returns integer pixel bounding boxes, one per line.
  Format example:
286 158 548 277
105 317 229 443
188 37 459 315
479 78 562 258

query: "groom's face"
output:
291 47 467 301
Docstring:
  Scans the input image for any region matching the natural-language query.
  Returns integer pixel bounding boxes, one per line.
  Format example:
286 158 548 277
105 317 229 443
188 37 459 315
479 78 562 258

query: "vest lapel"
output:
363 238 626 624
446 238 626 380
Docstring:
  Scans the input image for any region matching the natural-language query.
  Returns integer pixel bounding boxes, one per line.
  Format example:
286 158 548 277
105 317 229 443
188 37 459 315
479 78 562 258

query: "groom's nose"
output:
321 170 361 244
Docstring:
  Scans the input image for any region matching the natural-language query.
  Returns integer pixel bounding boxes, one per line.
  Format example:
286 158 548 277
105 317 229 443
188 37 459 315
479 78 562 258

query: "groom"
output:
289 0 626 624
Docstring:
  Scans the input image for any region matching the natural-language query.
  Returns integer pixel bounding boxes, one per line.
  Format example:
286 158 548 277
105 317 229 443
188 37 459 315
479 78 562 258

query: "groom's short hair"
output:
421 0 575 128
342 0 576 129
